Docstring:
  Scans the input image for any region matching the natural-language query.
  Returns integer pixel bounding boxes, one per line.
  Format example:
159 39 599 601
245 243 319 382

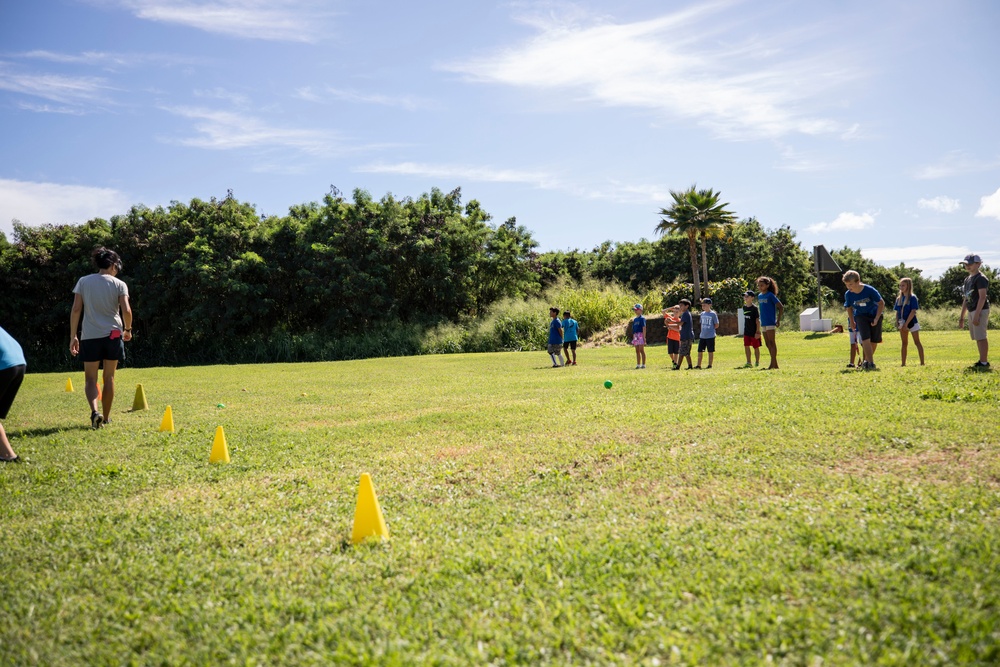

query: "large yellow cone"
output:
65 377 74 392
209 426 230 464
158 405 174 433
132 383 149 411
351 473 389 544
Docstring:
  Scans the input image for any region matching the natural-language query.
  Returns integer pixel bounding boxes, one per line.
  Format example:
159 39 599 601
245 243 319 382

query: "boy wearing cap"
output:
547 307 565 368
675 299 695 370
742 291 761 367
696 298 719 369
561 310 579 365
631 304 646 369
959 254 990 370
843 270 884 370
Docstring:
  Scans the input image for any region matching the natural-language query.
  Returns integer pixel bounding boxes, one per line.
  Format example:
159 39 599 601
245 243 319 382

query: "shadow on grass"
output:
14 425 91 438
804 332 838 340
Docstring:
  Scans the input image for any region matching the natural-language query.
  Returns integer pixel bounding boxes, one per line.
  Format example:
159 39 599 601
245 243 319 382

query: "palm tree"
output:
656 187 702 303
688 188 737 296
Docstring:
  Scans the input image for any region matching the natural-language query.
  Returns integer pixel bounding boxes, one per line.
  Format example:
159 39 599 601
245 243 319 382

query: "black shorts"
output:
855 315 883 344
667 339 679 354
0 364 25 420
697 337 716 353
79 336 125 363
562 340 577 351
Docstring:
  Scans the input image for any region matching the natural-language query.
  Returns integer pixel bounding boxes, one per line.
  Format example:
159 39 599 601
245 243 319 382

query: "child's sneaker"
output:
971 361 991 371
640 364 646 369
706 365 712 369
754 360 759 367
846 363 855 368
91 411 103 429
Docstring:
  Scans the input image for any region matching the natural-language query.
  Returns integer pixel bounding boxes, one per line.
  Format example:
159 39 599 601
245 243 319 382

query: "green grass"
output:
2 331 998 665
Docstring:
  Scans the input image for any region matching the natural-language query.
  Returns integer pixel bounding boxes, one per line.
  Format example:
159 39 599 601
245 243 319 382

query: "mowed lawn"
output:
1 331 998 665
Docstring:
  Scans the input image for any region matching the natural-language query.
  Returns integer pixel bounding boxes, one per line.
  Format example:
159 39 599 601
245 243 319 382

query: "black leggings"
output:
0 364 25 419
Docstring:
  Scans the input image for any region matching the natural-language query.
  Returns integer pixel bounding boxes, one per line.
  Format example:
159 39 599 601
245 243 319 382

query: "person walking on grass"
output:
675 299 695 370
663 304 681 368
696 298 719 369
756 276 784 369
741 291 761 367
547 307 565 368
69 247 133 429
0 326 26 463
561 310 579 366
895 277 925 366
843 270 884 371
959 254 990 370
631 304 646 369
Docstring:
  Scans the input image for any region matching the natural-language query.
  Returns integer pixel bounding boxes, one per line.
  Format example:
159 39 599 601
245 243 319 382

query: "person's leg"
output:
0 365 24 459
84 361 101 416
899 328 909 366
696 345 704 368
745 344 751 365
571 343 577 364
977 337 989 363
638 345 646 366
850 343 858 366
764 330 778 368
754 344 760 365
0 423 16 460
708 350 714 368
861 338 874 365
101 360 119 421
911 331 924 365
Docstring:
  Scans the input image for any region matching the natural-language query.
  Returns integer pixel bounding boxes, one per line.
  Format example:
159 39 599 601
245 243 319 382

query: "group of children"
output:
546 254 992 372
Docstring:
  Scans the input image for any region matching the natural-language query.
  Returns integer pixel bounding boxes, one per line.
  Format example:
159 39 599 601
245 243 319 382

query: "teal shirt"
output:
561 318 579 342
0 326 26 370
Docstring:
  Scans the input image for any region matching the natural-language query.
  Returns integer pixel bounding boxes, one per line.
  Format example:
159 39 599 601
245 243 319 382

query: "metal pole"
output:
814 246 822 320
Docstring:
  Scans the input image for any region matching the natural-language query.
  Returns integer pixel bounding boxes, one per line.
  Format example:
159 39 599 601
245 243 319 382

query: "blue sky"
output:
1 0 999 277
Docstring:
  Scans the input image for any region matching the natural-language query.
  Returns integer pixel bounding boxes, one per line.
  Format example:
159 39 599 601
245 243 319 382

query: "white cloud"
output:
807 211 877 234
861 245 974 278
0 63 114 106
917 196 960 214
975 187 1000 220
442 3 860 140
913 151 1000 180
295 86 436 111
0 179 130 239
117 0 332 42
355 162 560 187
162 106 340 155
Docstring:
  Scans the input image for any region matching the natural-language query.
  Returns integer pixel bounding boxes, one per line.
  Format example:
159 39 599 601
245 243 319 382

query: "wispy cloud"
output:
917 195 960 214
913 151 1000 180
0 179 130 238
442 2 861 140
0 63 115 106
807 210 877 234
976 187 1000 221
11 49 204 69
116 0 332 42
162 106 340 155
295 86 436 111
862 245 974 278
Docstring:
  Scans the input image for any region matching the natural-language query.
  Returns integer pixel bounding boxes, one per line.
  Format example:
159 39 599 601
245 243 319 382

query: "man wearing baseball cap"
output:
958 254 990 370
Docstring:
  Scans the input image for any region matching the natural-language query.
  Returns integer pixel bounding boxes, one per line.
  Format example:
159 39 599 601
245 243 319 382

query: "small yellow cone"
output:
158 405 175 433
209 426 230 464
132 383 149 411
65 377 74 392
351 473 389 544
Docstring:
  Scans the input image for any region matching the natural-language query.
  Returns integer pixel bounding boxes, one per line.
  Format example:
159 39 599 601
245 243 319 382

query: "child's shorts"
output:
855 315 883 344
849 330 860 345
678 339 692 357
898 320 920 332
547 344 562 355
743 335 760 348
632 333 646 346
562 340 577 351
969 309 990 341
667 339 679 354
697 337 716 353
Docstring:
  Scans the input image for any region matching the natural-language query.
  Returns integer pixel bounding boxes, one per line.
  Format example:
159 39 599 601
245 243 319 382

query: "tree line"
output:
1 186 994 371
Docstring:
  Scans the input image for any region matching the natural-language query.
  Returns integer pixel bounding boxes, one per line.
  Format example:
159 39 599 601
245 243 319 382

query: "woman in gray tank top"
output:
69 247 133 429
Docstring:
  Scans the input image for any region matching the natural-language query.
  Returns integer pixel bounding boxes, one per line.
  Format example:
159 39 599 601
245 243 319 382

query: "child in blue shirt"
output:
894 277 924 366
631 304 646 369
547 307 565 368
843 270 884 370
561 310 579 366
675 299 695 370
696 298 719 369
756 276 784 369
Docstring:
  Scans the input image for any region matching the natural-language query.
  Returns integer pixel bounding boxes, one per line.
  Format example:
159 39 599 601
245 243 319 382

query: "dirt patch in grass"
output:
831 446 1000 487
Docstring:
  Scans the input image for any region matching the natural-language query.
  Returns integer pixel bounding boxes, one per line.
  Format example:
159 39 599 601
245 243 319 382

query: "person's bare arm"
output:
70 293 83 356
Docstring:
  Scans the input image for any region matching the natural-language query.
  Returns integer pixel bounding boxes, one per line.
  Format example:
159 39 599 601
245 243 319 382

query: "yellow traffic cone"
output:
132 383 149 411
65 377 74 392
350 473 389 544
158 406 174 433
209 426 230 464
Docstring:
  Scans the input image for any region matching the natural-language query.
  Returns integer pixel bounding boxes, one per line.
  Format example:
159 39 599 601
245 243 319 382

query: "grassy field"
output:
1 331 998 665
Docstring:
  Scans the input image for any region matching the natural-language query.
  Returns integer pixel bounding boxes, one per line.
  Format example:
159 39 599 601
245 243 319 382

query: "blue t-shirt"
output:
0 326 26 370
699 311 719 339
561 318 579 342
757 292 781 327
632 315 646 334
893 295 919 327
680 311 694 340
548 318 563 345
844 285 882 317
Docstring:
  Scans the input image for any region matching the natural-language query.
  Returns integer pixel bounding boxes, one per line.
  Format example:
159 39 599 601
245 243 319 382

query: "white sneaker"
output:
635 365 641 369
640 364 646 368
